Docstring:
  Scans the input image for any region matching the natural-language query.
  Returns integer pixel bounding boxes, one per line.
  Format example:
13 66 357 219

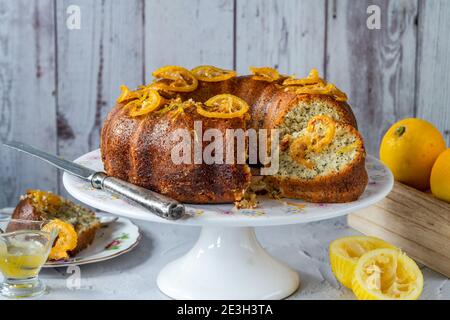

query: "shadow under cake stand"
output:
63 150 393 300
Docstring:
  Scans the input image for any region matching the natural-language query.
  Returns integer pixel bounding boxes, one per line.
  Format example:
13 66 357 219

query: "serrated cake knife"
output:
3 141 185 220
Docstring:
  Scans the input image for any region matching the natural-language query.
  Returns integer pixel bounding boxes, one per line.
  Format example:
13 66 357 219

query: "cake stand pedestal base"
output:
157 226 300 300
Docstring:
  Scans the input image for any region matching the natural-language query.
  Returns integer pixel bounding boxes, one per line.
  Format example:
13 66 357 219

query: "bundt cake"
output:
101 66 368 205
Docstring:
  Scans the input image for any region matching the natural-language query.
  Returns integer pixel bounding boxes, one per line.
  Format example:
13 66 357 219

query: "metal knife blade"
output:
2 141 185 220
3 141 96 180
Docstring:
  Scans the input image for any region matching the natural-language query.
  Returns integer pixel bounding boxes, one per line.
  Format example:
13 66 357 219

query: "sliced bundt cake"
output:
100 66 367 204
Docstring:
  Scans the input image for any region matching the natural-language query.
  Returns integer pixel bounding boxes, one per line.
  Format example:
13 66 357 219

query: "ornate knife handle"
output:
91 172 185 220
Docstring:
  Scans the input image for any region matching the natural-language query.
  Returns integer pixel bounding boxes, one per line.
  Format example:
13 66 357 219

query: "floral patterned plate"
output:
0 208 140 267
63 150 393 227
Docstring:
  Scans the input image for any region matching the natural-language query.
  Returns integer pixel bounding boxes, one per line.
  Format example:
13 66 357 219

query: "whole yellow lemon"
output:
380 118 446 190
431 149 450 202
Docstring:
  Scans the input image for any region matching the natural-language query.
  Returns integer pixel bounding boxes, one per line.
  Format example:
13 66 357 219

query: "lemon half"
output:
329 236 396 288
352 248 423 300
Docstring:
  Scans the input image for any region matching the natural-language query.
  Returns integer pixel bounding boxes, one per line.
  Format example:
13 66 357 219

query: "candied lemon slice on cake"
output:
117 85 132 103
352 248 423 300
151 65 198 92
250 66 280 82
191 65 237 82
292 83 348 102
197 94 249 119
306 115 336 152
288 115 337 169
117 85 139 103
329 236 396 288
42 219 78 261
282 69 348 102
283 68 326 86
117 85 156 104
127 89 162 117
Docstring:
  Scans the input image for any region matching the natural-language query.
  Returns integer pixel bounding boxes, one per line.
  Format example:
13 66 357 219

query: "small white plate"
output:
0 208 141 267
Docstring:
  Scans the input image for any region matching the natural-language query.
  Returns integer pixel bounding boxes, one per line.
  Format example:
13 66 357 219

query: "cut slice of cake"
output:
266 114 368 203
11 190 101 258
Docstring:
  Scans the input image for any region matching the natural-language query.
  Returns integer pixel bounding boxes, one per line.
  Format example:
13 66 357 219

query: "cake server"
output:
3 141 185 220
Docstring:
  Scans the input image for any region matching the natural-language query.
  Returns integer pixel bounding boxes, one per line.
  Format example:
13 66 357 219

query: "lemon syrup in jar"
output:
0 232 49 279
0 220 57 299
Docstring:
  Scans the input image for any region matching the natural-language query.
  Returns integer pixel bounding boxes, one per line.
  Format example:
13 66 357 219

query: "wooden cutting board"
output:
348 181 450 278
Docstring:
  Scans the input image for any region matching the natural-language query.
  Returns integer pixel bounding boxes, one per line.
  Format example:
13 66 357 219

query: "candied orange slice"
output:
291 83 327 94
152 66 198 92
282 68 348 102
197 94 249 118
117 85 132 103
126 89 161 117
283 78 323 86
156 97 184 114
191 65 237 82
327 83 348 102
306 115 336 152
289 83 348 102
283 68 326 86
308 68 320 79
157 97 200 120
42 219 78 261
117 85 143 103
250 66 280 82
287 115 336 169
117 85 152 104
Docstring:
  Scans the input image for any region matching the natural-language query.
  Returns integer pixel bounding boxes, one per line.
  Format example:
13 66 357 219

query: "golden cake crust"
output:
101 103 252 203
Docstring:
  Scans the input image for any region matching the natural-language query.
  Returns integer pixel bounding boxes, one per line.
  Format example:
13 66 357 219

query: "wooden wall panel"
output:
145 0 234 79
0 0 57 207
326 0 418 155
55 0 144 194
236 0 326 75
416 0 450 145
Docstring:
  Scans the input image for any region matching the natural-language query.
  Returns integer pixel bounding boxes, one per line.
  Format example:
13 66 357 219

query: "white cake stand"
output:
63 150 393 300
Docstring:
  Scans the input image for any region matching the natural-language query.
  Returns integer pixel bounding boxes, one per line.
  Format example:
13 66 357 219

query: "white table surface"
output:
1 216 449 300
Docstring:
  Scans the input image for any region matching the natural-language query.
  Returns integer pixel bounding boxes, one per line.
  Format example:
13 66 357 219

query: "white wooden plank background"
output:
55 0 144 196
0 0 450 207
416 0 450 146
0 0 58 206
145 0 234 75
326 0 418 155
236 0 326 75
